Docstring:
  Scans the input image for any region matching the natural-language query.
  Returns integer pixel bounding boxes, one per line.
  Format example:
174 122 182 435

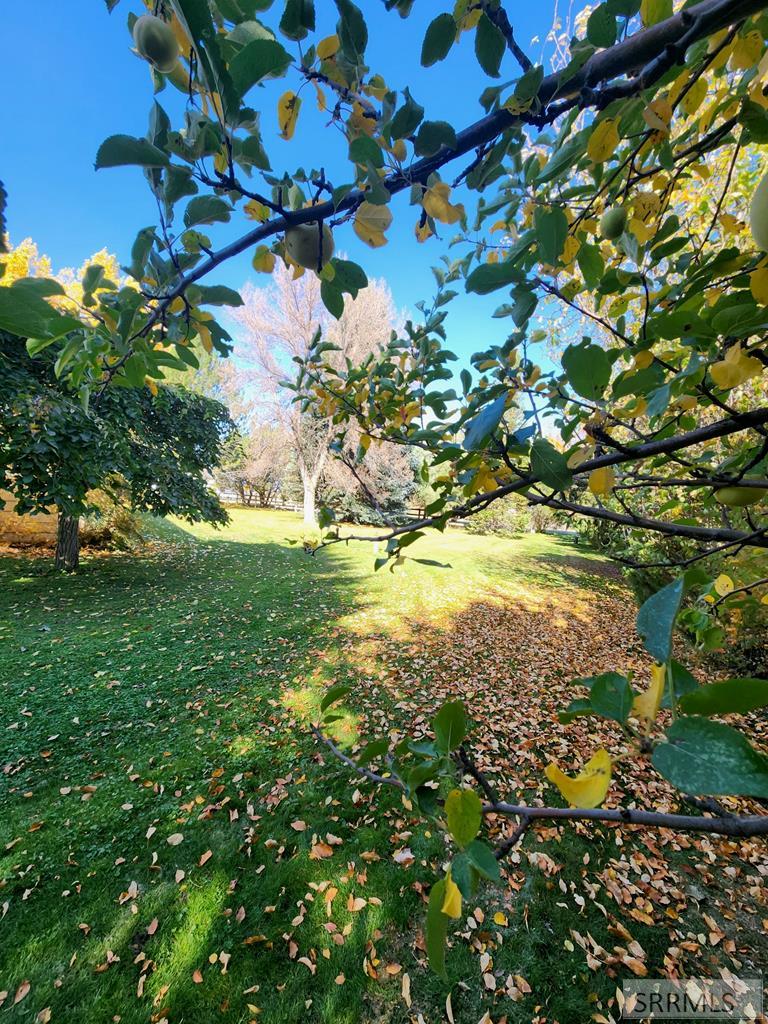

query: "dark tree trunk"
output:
55 514 79 571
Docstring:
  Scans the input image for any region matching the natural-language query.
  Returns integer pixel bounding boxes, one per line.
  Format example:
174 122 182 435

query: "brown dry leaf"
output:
146 918 159 936
192 969 203 984
309 842 334 860
13 980 30 1005
290 820 307 832
166 833 184 846
199 850 213 867
401 972 411 1008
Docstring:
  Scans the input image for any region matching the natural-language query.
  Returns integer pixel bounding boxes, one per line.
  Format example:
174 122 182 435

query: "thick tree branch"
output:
126 0 764 346
486 800 768 838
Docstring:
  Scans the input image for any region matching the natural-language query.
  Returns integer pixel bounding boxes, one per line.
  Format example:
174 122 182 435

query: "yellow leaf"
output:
441 872 462 919
562 235 580 267
633 349 654 370
348 101 377 137
566 445 594 469
545 748 612 809
681 77 708 117
640 0 672 27
252 246 276 274
642 98 672 133
363 74 388 101
714 574 734 597
244 199 271 222
588 466 615 496
144 376 158 396
710 344 763 390
730 30 763 71
751 268 768 304
632 663 666 726
415 218 433 243
197 323 213 354
587 118 619 164
316 34 340 59
354 202 393 248
313 82 327 111
277 91 301 140
493 912 508 926
422 183 465 226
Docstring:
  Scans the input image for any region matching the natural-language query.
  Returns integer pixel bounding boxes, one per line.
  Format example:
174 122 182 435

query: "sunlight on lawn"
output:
1 508 764 1024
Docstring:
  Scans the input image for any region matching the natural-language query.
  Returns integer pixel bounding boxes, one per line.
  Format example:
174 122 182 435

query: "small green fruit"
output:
285 223 335 271
600 206 628 241
714 486 767 508
133 14 179 74
749 171 768 252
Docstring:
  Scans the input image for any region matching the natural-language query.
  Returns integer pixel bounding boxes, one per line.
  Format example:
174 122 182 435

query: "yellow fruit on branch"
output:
599 206 627 240
749 170 768 252
714 486 767 508
133 15 179 74
284 222 335 271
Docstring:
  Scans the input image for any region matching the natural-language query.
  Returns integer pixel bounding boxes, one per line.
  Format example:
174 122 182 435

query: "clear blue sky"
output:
2 1 561 368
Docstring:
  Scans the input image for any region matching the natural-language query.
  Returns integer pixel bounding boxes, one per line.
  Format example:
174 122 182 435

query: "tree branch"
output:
123 0 764 350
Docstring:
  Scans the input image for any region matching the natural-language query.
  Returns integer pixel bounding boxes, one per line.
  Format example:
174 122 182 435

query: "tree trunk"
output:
55 513 79 571
302 475 317 527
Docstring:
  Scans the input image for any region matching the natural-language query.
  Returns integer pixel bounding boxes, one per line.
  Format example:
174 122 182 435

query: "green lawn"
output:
1 510 765 1023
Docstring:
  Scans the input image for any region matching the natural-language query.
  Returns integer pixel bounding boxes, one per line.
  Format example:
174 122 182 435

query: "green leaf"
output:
414 120 457 158
0 285 81 341
426 879 449 979
562 339 612 401
320 279 344 319
188 284 243 307
653 718 768 797
183 196 232 228
335 0 368 62
462 394 508 450
433 700 467 753
465 260 522 295
475 13 505 78
421 13 456 67
320 683 351 712
330 258 368 297
466 839 500 881
530 438 573 491
349 135 384 168
279 0 315 40
679 678 768 717
445 788 482 848
390 87 424 140
229 39 293 97
559 697 594 724
172 0 239 118
534 205 569 265
661 659 699 709
586 4 617 46
357 738 389 766
95 134 170 169
641 0 672 26
577 243 604 289
590 672 633 723
636 577 684 664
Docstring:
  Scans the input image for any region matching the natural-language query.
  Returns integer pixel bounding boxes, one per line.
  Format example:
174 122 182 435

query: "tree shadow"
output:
0 520 765 1024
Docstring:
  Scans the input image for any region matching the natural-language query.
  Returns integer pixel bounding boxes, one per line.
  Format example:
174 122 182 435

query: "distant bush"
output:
80 492 143 551
465 496 553 537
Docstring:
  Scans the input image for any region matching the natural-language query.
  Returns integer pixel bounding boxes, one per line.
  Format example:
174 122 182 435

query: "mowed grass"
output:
0 510 765 1024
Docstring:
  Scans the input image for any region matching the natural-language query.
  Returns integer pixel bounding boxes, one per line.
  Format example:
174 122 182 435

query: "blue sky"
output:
2 0 561 368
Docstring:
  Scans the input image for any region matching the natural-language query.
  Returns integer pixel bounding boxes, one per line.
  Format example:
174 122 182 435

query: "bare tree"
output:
231 263 397 525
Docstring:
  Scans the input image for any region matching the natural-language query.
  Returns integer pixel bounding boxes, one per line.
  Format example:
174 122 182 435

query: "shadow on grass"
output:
0 522 763 1024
